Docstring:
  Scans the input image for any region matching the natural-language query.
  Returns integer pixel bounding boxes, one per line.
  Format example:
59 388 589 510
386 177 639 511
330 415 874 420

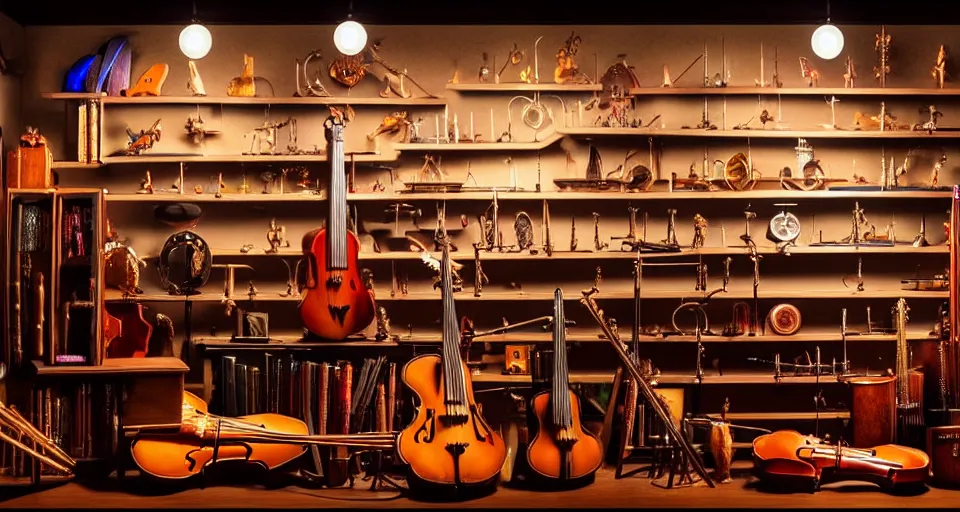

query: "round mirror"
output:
157 231 212 295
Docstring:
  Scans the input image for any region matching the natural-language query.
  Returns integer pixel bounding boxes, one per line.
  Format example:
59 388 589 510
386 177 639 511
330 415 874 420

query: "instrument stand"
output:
366 451 406 492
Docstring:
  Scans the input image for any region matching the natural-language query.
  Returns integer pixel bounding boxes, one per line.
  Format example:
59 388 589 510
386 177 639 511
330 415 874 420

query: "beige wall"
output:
0 13 23 160
15 24 957 381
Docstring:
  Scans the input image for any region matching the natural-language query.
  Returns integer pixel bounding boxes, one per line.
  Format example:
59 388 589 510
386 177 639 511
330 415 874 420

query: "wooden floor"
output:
3 467 960 509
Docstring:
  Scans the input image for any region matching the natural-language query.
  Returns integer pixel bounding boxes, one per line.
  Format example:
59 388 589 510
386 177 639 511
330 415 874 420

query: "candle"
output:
443 106 449 143
453 113 460 143
469 112 474 142
490 109 495 143
434 115 440 143
577 100 583 127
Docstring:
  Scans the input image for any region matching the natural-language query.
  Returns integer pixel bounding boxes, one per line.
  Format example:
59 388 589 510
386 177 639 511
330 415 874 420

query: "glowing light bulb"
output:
334 20 368 56
811 23 844 60
179 24 213 60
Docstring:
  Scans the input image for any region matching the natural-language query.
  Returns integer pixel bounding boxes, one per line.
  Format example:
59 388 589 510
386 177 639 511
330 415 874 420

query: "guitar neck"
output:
552 289 572 428
326 118 348 271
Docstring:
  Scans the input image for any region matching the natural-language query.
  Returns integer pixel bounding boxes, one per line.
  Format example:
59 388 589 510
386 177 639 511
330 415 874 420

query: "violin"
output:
526 288 602 483
299 107 375 340
752 430 929 493
130 392 394 480
397 244 506 492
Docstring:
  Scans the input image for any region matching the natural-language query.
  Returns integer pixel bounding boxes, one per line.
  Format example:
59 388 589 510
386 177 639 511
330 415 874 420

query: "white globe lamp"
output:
334 20 367 56
179 23 213 60
811 23 844 60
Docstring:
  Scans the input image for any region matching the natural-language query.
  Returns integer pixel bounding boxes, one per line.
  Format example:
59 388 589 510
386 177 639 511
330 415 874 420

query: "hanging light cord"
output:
191 0 199 24
825 0 831 23
347 0 354 21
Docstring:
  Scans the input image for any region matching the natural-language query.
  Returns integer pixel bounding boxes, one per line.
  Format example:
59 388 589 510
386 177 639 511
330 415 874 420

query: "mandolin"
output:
396 243 506 493
299 107 375 340
752 429 929 493
130 392 394 481
526 288 602 483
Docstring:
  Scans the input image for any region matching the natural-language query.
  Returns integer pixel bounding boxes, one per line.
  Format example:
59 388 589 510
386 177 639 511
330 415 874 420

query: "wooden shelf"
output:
628 87 960 97
106 288 949 303
102 189 954 203
703 411 851 421
141 245 944 260
41 92 104 100
42 93 446 106
471 370 850 385
446 83 602 92
394 133 562 151
29 357 188 377
191 331 933 347
52 161 104 169
558 128 960 139
100 152 399 165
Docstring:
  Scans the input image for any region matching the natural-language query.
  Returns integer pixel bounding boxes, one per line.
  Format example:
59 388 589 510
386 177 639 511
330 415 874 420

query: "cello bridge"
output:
326 274 343 288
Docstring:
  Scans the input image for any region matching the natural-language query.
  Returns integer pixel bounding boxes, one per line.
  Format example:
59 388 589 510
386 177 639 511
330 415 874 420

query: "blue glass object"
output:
62 55 96 93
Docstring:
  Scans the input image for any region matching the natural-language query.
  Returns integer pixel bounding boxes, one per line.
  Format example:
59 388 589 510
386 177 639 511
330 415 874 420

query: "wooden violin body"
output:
131 413 308 480
524 288 602 483
397 354 506 488
526 390 603 481
752 430 929 493
299 228 375 340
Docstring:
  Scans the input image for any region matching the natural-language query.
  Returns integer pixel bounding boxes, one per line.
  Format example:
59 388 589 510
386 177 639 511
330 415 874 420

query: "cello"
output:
396 243 506 492
526 288 602 483
130 392 394 480
299 106 375 340
752 430 929 493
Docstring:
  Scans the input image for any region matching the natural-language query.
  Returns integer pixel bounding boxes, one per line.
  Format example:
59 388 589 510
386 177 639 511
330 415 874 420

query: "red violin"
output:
752 430 929 493
299 107 374 340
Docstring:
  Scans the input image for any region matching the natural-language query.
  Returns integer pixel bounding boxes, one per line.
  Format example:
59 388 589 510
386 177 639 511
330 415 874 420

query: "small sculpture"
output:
265 218 290 253
367 111 411 141
138 171 154 194
294 50 330 97
843 56 857 88
692 214 708 249
914 105 943 133
227 54 256 97
121 63 168 97
874 26 891 87
799 57 819 87
375 305 390 342
933 45 947 89
478 52 491 83
187 61 206 96
244 117 294 155
184 114 220 144
116 119 162 156
554 31 588 84
247 280 258 298
214 173 225 198
929 153 946 188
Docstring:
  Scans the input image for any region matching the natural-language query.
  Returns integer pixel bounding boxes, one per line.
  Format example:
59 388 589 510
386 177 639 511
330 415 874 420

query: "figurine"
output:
244 117 294 155
874 26 891 87
409 116 424 143
116 119 162 156
121 64 168 97
843 56 857 88
227 54 256 97
915 105 943 133
933 45 947 89
375 305 390 342
185 114 220 144
554 31 588 84
328 40 436 98
247 280 258 298
214 173 225 198
929 153 946 188
265 218 290 253
478 52 491 83
187 61 206 96
367 112 411 141
692 214 708 249
138 171 154 194
799 57 819 87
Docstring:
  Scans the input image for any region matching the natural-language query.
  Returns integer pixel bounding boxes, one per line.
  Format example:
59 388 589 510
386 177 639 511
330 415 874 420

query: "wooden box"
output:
7 146 53 190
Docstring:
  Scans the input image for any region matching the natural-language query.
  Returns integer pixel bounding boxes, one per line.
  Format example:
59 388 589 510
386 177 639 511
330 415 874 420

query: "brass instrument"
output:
580 285 714 487
0 400 76 475
894 298 924 445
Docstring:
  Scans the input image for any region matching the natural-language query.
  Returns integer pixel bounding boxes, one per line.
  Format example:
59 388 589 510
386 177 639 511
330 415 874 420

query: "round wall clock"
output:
769 203 801 243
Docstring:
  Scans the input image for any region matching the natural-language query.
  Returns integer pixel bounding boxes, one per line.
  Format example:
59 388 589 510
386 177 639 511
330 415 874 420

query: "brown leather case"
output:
928 425 960 488
7 146 53 189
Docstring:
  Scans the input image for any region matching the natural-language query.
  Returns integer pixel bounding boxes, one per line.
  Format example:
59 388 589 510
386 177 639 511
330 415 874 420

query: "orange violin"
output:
130 392 394 481
752 430 929 493
299 107 375 340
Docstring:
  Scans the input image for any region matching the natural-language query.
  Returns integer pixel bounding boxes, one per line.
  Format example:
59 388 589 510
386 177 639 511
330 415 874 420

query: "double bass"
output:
752 430 929 493
130 392 394 480
526 288 602 483
397 243 506 492
299 107 375 340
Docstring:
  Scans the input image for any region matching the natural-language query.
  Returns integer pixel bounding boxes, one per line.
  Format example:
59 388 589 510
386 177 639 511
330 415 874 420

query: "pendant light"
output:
811 0 843 60
333 0 367 56
179 0 213 60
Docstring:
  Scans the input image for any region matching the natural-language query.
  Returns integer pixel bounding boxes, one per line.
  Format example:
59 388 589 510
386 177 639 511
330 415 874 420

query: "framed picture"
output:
504 345 530 375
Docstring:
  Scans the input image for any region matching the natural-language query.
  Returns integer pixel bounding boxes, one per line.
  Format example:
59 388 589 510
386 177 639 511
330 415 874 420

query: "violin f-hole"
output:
469 405 491 443
414 409 436 443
